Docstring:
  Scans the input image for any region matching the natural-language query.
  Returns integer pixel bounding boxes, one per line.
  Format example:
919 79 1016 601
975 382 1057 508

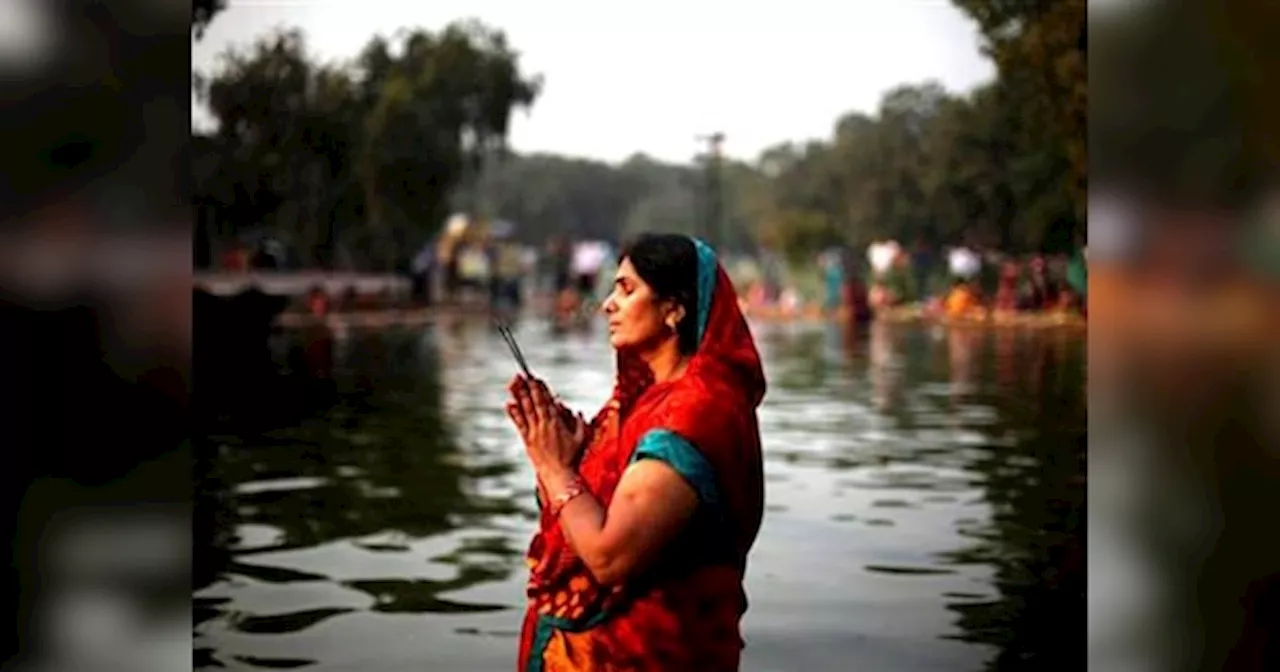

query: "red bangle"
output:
550 477 586 518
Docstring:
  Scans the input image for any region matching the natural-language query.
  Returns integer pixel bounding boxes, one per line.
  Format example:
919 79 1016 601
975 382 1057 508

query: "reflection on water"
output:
194 317 1084 671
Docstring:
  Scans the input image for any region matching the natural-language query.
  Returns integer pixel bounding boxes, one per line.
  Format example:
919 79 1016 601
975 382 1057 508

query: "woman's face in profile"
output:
602 258 671 352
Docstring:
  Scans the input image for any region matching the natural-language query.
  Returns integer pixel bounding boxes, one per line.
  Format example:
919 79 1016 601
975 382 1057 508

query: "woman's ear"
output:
666 303 687 330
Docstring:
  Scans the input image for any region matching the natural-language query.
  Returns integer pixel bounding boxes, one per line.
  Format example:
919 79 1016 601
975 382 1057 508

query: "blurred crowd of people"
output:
406 215 615 328
212 216 1090 334
725 239 1088 327
826 240 1088 324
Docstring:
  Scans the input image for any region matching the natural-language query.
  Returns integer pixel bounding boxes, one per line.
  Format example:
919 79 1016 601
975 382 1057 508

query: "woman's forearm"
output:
537 464 620 583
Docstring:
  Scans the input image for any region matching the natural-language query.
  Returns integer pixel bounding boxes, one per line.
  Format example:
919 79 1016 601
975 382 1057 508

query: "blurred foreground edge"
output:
0 0 194 670
1090 1 1280 671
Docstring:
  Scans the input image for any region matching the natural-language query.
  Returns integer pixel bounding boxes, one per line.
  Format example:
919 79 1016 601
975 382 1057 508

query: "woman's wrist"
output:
548 475 586 518
537 463 578 495
537 464 586 518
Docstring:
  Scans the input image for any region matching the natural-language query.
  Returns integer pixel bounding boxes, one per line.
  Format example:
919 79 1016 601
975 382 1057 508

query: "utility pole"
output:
695 132 725 251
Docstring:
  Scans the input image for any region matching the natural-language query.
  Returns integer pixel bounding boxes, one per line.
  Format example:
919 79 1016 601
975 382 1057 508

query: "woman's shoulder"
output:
655 376 749 434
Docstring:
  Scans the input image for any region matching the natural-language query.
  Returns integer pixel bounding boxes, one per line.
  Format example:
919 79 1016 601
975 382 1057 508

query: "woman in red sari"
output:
505 233 766 671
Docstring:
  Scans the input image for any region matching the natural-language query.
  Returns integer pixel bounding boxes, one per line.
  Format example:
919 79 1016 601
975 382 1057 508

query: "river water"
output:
194 317 1085 671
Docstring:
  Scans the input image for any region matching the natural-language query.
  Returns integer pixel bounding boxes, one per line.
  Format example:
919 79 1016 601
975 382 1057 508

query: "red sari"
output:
517 239 767 671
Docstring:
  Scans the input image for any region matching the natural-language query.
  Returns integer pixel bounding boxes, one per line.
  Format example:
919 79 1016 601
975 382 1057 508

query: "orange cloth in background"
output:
945 286 978 317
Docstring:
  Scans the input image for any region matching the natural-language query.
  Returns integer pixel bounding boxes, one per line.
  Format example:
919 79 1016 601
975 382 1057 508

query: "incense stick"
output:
495 320 532 378
496 320 578 426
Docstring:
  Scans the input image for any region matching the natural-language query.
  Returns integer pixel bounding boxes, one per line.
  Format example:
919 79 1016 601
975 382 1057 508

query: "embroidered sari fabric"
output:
517 238 767 672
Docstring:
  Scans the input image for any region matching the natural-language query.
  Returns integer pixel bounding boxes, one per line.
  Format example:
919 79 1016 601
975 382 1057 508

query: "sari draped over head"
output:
518 238 767 672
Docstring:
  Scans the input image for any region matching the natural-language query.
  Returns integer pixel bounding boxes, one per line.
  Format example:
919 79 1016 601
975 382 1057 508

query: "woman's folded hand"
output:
505 374 590 469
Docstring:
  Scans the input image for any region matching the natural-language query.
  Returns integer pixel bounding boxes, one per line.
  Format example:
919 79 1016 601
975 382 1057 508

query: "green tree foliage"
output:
744 0 1085 257
194 21 540 269
458 151 763 253
752 80 1079 256
194 2 1085 270
953 0 1085 216
192 0 226 40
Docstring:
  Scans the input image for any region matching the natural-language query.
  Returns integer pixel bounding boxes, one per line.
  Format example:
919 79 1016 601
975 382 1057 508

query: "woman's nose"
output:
600 296 615 314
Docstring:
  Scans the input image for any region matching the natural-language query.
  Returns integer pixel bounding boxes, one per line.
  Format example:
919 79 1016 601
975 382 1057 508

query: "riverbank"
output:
275 303 1087 331
199 271 1087 332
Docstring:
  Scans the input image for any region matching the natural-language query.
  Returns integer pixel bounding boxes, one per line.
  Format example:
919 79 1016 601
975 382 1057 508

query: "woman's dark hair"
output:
619 233 701 354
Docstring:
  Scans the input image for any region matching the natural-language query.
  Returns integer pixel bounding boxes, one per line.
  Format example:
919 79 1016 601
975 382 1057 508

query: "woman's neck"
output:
641 340 688 384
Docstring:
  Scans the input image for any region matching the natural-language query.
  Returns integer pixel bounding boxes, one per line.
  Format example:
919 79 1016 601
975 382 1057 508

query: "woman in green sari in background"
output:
1066 247 1087 314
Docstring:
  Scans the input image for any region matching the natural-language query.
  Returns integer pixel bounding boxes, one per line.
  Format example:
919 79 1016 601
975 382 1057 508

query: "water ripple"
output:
196 319 1084 672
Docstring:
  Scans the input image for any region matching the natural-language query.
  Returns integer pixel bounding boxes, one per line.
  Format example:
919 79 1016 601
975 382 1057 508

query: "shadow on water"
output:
195 312 1084 671
194 306 530 669
930 326 1085 671
752 320 1083 671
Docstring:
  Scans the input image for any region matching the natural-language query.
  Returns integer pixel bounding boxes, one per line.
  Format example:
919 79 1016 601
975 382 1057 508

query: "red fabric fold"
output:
518 251 766 672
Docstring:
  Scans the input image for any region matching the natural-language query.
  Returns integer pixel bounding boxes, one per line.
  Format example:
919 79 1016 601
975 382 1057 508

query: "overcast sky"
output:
193 0 995 164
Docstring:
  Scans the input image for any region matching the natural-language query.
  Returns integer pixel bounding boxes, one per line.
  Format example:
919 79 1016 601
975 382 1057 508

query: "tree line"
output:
192 0 1085 270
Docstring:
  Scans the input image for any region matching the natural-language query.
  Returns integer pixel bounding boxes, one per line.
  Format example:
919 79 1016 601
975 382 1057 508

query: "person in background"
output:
821 249 845 315
888 250 919 303
944 277 982 318
943 246 984 319
1066 246 1087 316
546 237 571 296
486 237 502 310
869 243 920 311
571 240 606 305
411 242 435 307
492 238 526 312
842 247 873 326
442 238 461 304
457 243 490 299
994 260 1021 313
507 233 765 672
221 241 249 272
910 236 935 298
761 250 784 304
546 237 574 323
1018 255 1060 311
